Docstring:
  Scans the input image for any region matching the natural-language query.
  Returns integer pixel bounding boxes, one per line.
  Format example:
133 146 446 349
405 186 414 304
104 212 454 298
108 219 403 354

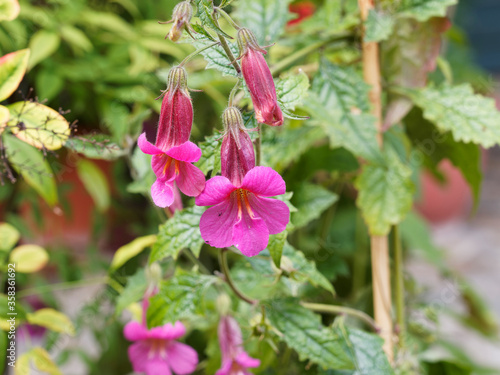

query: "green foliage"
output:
115 269 147 315
276 71 310 110
194 0 232 39
197 131 222 176
267 230 287 268
26 308 75 336
397 0 458 22
365 9 395 43
0 49 28 101
193 36 239 77
110 235 157 271
0 222 20 252
292 183 338 229
76 159 111 212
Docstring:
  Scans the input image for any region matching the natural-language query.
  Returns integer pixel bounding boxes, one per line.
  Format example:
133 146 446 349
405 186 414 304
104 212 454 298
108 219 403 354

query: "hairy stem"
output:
178 42 220 67
218 249 257 305
301 302 379 332
18 276 108 299
255 123 262 166
218 34 241 74
228 79 242 107
393 225 406 343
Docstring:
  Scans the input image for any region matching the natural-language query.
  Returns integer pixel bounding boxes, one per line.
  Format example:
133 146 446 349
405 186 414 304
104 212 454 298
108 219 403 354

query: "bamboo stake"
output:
358 0 394 362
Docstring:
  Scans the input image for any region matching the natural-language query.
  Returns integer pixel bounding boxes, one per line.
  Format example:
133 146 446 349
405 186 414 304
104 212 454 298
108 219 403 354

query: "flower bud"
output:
156 66 193 150
168 1 193 42
237 28 284 127
216 294 231 316
221 107 255 186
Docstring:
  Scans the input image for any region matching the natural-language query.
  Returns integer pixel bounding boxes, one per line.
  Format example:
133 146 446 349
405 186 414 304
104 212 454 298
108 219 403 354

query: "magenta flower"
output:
216 316 260 375
195 166 289 256
124 321 198 375
237 28 283 127
138 134 205 208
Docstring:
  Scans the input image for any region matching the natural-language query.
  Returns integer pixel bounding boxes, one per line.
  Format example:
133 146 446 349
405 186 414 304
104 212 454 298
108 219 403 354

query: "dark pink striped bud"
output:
237 28 284 127
221 107 255 186
155 66 193 151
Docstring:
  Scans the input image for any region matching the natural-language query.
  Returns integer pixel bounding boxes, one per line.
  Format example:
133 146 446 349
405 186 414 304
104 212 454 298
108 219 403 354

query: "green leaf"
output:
59 25 93 53
3 135 58 206
147 271 216 327
276 71 310 110
355 148 415 236
364 9 395 43
0 0 20 21
30 347 62 375
234 0 292 45
283 242 334 293
191 23 216 42
0 222 20 252
334 324 394 375
292 183 338 228
65 134 125 160
196 131 222 176
406 84 500 148
115 269 148 315
405 108 482 204
28 31 60 69
0 105 9 126
194 0 232 39
397 0 457 22
26 308 75 335
76 159 110 212
6 101 70 150
150 206 205 262
265 298 354 370
110 235 157 271
268 231 287 268
306 60 382 163
9 245 48 273
0 49 29 101
0 329 6 371
192 36 239 77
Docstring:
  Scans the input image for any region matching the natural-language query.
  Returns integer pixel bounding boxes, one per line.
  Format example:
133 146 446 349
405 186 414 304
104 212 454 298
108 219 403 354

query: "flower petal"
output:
166 141 202 163
248 195 289 235
138 133 163 155
196 176 236 206
215 359 232 375
151 179 175 208
144 358 172 375
199 198 238 248
235 352 261 368
165 341 199 375
175 161 206 197
128 341 151 373
124 321 149 341
240 166 286 197
152 154 176 182
232 211 269 257
148 321 186 340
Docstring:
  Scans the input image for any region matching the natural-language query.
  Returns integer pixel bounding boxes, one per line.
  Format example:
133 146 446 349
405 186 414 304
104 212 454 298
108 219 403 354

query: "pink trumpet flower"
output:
216 316 260 375
237 28 283 127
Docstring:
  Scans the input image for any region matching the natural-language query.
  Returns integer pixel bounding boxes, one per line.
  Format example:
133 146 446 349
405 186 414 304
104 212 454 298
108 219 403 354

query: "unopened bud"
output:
237 28 265 55
168 1 193 42
216 294 231 316
167 65 189 93
146 262 162 287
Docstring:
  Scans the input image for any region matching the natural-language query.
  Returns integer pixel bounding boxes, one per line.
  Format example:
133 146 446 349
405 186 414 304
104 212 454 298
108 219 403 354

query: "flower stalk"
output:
219 248 257 305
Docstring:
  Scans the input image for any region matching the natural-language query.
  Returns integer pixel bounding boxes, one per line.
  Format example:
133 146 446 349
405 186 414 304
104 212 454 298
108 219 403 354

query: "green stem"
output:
183 248 211 275
301 302 379 332
228 79 242 107
215 7 241 30
393 225 406 340
218 33 241 74
270 31 352 76
178 42 220 67
18 276 108 299
256 123 262 166
218 249 257 305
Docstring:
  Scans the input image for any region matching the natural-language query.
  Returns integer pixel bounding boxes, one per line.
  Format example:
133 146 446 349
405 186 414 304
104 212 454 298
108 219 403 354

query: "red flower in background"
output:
288 1 316 26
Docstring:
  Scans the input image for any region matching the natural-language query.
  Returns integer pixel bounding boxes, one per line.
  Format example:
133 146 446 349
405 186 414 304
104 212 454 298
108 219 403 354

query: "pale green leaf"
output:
0 222 20 252
307 60 382 163
192 36 239 77
3 135 58 206
265 298 354 370
196 132 222 176
65 134 125 160
355 148 415 236
76 159 110 212
115 269 148 315
150 206 205 262
0 0 20 21
147 271 216 327
397 0 457 22
0 49 29 101
276 71 309 110
59 25 93 53
407 84 500 148
30 347 62 375
234 0 292 44
292 183 338 228
0 105 9 127
268 231 287 268
27 308 75 335
110 235 157 271
9 245 48 273
28 31 60 69
364 9 395 43
7 101 70 150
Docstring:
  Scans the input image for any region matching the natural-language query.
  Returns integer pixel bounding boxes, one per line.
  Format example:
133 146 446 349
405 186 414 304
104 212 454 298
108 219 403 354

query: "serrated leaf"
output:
191 23 216 42
234 0 292 44
27 308 75 335
276 71 309 110
147 271 216 327
406 84 500 148
192 36 239 77
306 60 383 163
6 101 70 150
292 183 338 228
364 9 395 43
9 245 48 273
194 0 232 39
150 206 205 262
355 148 415 236
265 298 354 370
197 131 222 176
28 31 60 69
76 159 110 212
0 0 20 21
30 347 62 375
0 49 29 101
283 242 333 293
110 235 157 271
397 0 457 22
115 269 148 315
0 222 20 252
3 134 58 206
268 231 287 268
